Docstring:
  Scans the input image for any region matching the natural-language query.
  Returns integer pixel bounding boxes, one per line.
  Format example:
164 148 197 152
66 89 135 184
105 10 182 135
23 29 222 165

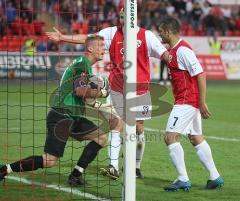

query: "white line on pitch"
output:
1 127 240 142
7 176 111 201
204 135 240 142
144 127 240 142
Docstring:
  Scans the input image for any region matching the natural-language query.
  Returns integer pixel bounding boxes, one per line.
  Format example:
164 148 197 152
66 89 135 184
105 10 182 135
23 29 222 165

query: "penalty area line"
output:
7 176 110 201
2 127 239 142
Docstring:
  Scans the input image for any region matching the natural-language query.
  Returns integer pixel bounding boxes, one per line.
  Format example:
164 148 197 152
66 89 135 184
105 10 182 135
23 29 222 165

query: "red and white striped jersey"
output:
166 39 204 108
98 26 167 95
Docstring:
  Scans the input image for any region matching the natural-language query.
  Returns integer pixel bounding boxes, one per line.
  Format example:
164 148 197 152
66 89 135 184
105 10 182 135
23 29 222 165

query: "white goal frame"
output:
123 1 137 201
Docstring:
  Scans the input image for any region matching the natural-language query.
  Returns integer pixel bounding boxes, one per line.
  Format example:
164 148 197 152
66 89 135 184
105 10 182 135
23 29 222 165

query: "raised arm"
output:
46 27 88 44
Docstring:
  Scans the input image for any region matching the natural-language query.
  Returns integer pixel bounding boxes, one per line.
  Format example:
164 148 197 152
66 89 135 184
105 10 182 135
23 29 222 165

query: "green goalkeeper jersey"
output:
50 56 93 119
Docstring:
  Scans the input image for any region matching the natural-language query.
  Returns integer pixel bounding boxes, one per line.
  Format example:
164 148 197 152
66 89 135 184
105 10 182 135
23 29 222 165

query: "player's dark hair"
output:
159 17 180 34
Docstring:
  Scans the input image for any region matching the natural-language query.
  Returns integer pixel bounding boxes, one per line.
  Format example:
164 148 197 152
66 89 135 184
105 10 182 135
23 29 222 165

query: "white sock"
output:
6 164 13 174
136 132 145 169
108 130 121 171
168 142 189 182
195 140 220 180
74 165 84 173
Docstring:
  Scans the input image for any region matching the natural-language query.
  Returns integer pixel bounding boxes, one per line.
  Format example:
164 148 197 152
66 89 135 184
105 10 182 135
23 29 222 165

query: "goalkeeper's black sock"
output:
10 156 44 172
71 141 102 177
0 165 8 177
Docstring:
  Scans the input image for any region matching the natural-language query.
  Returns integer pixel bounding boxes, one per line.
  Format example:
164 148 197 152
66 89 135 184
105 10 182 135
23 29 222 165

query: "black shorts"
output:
44 108 98 157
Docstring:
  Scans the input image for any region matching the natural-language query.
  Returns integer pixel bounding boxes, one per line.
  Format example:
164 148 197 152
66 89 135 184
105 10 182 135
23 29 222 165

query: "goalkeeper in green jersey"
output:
0 35 111 186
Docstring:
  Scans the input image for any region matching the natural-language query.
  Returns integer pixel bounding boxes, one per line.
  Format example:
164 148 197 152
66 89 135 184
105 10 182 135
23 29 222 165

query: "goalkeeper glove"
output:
85 98 118 120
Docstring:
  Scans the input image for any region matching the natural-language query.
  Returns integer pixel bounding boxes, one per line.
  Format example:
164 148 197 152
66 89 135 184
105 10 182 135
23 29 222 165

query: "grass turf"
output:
0 80 240 201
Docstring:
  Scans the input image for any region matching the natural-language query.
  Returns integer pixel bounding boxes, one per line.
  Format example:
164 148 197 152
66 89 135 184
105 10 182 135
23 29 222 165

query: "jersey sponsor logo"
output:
168 55 173 63
192 67 197 73
137 40 142 48
142 105 149 116
81 72 87 77
74 74 88 88
167 68 172 80
190 63 198 73
120 48 124 55
119 40 142 55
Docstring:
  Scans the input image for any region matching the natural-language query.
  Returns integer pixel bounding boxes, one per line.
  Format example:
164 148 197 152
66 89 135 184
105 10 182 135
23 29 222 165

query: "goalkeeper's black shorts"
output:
44 108 98 157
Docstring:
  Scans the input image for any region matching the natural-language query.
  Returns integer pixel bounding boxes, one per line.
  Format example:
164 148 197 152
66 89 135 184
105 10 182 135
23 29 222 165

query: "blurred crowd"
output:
1 0 240 52
42 0 240 36
0 0 37 36
141 0 240 36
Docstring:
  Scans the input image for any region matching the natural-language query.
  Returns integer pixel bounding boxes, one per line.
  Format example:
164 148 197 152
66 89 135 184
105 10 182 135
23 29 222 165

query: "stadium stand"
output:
1 0 240 52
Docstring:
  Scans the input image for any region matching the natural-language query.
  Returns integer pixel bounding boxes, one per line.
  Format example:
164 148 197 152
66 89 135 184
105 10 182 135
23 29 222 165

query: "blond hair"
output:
85 34 104 48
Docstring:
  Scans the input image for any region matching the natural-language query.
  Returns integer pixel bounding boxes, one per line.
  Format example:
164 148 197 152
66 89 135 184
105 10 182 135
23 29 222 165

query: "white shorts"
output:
109 90 152 120
166 104 202 135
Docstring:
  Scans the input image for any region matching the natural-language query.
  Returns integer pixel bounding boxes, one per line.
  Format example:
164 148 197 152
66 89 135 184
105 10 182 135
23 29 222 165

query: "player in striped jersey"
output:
46 8 169 180
158 17 224 191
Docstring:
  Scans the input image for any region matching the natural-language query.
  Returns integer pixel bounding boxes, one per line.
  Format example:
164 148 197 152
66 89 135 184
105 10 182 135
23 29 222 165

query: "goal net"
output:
0 0 137 200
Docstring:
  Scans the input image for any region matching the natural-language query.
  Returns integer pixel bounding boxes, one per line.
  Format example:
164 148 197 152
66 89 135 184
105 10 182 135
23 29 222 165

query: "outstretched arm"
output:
46 27 89 44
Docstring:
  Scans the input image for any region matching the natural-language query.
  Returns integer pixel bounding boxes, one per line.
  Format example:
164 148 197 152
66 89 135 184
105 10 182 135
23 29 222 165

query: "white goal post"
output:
123 1 137 201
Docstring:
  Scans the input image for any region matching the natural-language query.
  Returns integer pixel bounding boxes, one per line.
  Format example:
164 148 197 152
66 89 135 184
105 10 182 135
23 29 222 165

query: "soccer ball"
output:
74 74 109 102
88 75 110 98
88 74 106 90
74 74 105 90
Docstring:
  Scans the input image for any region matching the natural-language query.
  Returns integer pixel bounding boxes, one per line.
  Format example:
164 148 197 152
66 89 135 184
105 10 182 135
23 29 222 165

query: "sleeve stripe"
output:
192 71 204 77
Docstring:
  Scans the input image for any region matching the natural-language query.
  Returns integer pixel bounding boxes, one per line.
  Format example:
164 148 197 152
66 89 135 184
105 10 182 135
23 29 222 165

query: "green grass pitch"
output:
0 80 240 201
